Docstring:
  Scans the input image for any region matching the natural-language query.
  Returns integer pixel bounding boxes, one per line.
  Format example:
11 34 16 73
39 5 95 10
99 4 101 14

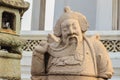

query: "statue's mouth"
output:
68 34 77 38
49 35 79 51
67 35 78 44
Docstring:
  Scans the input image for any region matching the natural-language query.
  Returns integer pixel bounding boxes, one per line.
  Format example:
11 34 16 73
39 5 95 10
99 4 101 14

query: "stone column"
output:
31 0 41 30
96 0 112 30
112 0 118 30
44 0 55 31
39 0 46 30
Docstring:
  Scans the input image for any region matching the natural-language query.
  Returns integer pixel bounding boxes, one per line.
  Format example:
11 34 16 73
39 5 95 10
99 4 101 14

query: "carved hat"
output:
54 6 89 37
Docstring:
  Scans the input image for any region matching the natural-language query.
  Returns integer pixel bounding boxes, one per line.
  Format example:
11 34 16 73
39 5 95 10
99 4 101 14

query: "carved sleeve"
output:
93 39 114 79
31 41 48 76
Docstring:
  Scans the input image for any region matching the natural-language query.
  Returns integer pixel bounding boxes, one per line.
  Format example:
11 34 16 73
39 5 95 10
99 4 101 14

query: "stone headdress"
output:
54 6 89 37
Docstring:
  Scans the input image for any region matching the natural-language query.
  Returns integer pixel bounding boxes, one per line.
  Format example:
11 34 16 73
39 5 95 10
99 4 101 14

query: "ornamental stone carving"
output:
0 0 29 79
31 6 114 80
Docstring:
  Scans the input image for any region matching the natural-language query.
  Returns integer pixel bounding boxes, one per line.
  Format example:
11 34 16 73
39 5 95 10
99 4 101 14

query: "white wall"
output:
21 0 33 31
21 0 113 31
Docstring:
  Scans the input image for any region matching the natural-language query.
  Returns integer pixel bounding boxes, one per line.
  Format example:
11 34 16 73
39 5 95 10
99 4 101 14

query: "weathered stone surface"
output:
0 0 29 10
31 76 47 80
0 51 21 80
0 33 25 54
0 33 25 47
31 6 114 80
0 0 29 79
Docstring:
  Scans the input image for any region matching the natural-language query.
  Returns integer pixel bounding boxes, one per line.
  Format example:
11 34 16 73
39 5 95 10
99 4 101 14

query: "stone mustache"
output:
31 6 114 80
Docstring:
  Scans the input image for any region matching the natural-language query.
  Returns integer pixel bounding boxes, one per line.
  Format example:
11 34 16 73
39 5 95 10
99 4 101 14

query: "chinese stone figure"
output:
31 6 114 80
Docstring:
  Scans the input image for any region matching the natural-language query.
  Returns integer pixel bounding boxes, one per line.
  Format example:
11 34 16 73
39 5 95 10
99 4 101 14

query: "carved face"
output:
61 19 82 44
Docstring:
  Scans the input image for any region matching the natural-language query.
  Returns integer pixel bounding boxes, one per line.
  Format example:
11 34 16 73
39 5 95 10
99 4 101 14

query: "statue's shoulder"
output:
89 34 107 53
90 34 100 42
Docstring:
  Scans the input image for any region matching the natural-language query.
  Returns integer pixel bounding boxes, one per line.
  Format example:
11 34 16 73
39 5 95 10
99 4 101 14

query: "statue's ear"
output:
47 34 61 43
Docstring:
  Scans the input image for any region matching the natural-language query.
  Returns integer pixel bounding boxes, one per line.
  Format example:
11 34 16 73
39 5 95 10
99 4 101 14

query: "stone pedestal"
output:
0 52 22 80
0 33 25 80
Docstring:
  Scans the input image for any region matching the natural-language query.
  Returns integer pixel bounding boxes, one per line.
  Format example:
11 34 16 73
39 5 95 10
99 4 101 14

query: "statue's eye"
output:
63 29 67 32
62 27 67 32
72 23 75 26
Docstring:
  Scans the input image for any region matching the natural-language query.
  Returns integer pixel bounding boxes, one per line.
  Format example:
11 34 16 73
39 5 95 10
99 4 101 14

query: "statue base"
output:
31 75 98 80
0 51 22 80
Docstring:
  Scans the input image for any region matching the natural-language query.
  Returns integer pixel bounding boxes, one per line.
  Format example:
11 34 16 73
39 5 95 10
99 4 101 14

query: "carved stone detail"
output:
31 6 114 80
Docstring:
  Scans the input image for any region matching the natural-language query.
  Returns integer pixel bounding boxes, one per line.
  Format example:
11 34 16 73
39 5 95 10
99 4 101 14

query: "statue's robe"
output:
31 36 114 80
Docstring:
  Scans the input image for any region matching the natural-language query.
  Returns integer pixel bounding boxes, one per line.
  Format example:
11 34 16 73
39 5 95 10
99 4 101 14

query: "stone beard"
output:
48 34 84 65
47 34 96 76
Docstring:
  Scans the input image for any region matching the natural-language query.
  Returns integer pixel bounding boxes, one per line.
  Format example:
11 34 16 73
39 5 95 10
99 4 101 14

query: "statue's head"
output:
53 6 89 44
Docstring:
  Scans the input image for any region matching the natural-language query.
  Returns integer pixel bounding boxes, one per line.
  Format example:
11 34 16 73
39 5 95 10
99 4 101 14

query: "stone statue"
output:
31 6 114 80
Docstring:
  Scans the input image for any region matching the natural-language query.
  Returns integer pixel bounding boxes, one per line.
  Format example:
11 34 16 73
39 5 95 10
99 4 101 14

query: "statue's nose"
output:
69 26 74 34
